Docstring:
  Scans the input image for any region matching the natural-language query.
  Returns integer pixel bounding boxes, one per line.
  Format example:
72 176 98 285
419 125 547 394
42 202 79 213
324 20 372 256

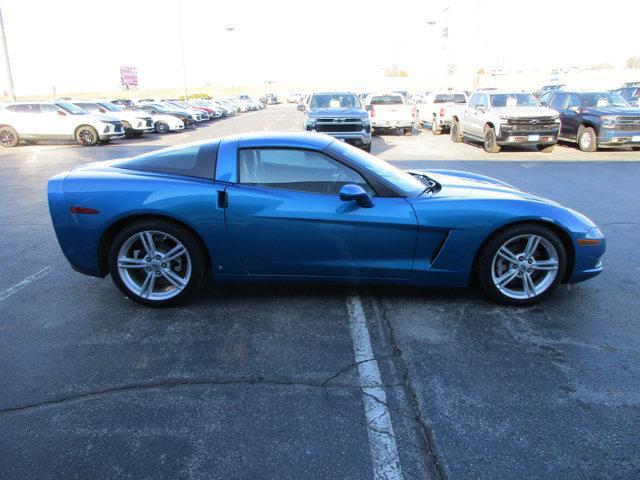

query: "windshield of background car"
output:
98 102 122 112
310 94 361 109
56 102 88 115
370 95 403 105
490 94 539 107
581 93 630 108
433 94 467 104
327 140 425 196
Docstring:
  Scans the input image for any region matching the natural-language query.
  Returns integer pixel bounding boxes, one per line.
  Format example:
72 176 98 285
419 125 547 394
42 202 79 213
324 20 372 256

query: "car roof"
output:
234 131 335 149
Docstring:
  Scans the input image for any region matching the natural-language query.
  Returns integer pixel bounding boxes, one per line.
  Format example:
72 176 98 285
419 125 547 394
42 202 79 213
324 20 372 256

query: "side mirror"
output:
568 105 580 114
297 103 306 112
476 104 486 112
339 184 374 208
57 110 67 116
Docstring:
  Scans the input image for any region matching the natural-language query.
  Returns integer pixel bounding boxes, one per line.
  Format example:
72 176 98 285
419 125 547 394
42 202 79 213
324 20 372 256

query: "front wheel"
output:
108 220 206 307
0 126 19 147
75 125 98 146
483 126 501 153
155 121 169 134
577 126 597 152
450 119 463 143
404 127 413 136
477 223 566 306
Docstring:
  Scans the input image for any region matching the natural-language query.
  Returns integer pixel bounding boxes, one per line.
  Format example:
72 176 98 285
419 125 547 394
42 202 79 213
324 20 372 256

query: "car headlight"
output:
553 115 560 123
499 115 514 121
362 116 371 125
601 115 619 127
586 226 604 239
306 118 316 126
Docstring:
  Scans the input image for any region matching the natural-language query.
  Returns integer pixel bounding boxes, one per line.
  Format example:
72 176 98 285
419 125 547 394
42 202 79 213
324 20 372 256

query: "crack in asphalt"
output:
0 359 405 415
375 296 447 480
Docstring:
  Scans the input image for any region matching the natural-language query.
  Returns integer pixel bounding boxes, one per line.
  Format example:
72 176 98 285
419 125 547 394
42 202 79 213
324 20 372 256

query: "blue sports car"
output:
47 132 605 307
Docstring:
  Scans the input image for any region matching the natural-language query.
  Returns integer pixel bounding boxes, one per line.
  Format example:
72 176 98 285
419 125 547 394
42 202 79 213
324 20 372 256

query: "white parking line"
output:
0 266 53 302
346 295 403 480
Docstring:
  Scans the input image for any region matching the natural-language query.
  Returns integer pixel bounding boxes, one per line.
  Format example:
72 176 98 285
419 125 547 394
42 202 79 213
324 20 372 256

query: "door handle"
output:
217 190 228 208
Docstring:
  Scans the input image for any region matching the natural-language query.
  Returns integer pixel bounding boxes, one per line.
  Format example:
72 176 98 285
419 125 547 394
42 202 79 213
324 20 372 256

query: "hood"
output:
307 107 367 117
581 106 640 116
108 110 150 122
86 113 120 123
492 106 558 117
408 169 558 204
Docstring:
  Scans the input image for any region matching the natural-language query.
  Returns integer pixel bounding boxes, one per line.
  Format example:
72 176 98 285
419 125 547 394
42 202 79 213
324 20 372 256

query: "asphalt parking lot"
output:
1 104 639 480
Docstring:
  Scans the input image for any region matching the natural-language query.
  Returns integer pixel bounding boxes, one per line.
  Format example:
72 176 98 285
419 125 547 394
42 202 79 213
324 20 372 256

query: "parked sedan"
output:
47 132 604 307
131 103 196 128
72 101 154 137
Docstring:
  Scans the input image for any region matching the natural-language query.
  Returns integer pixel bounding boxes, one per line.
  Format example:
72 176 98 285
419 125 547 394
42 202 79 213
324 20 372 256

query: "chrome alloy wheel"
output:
579 130 592 150
491 234 559 300
117 230 191 301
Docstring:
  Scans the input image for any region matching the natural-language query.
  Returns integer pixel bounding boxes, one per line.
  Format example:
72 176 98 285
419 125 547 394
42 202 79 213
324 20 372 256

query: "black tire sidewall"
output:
75 125 98 146
477 223 567 306
108 220 206 307
155 122 169 133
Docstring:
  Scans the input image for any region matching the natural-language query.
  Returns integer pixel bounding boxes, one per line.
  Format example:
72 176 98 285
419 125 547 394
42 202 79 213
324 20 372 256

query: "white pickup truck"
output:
363 94 417 135
450 91 561 153
417 90 468 135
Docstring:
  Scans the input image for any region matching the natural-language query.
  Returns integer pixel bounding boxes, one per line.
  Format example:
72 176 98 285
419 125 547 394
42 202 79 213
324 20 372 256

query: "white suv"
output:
0 101 125 147
72 101 155 137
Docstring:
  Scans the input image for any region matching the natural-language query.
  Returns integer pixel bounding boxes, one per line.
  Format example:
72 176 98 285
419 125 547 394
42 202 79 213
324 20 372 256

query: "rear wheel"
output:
477 223 566 306
431 115 442 135
537 144 555 153
0 126 19 147
483 126 501 153
108 220 206 307
450 119 463 143
577 126 597 152
404 127 413 136
75 125 98 146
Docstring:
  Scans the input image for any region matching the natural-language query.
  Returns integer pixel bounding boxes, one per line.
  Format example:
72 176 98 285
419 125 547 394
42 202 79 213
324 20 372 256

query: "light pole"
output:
225 26 235 97
178 0 188 100
0 8 16 100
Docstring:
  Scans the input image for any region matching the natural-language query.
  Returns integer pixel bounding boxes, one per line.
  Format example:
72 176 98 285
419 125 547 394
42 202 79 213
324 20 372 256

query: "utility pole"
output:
0 8 16 100
178 0 188 100
225 27 235 97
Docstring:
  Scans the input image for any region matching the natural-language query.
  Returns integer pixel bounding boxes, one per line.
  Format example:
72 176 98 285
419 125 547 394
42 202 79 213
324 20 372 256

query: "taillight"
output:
439 108 445 117
70 206 99 214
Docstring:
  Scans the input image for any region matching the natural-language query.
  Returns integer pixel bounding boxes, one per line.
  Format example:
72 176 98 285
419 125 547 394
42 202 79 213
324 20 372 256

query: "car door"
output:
561 94 583 140
39 104 74 138
225 147 418 279
7 103 43 136
466 93 486 137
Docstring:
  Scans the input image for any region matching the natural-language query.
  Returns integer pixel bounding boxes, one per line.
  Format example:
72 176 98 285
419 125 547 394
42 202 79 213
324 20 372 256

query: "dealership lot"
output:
1 105 639 479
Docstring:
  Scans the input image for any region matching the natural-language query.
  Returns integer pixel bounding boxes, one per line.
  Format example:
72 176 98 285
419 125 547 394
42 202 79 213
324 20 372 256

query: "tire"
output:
577 126 597 152
431 116 442 135
0 126 19 147
363 142 372 153
75 125 98 146
483 126 501 153
404 127 413 136
537 144 555 153
108 220 207 307
122 121 133 138
450 119 463 143
632 146 640 151
396 128 403 136
155 121 169 134
477 223 567 306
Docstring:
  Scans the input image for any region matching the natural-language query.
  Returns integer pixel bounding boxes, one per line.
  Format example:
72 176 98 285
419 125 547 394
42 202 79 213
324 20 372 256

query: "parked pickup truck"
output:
541 90 640 151
302 92 372 152
450 91 560 153
363 93 416 136
417 90 468 135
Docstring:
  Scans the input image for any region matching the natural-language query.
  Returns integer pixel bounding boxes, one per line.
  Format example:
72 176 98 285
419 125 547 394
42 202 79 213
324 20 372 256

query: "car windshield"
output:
581 93 630 108
369 95 403 105
310 94 361 109
327 140 425 197
490 93 539 107
56 102 88 115
98 102 122 112
433 94 467 104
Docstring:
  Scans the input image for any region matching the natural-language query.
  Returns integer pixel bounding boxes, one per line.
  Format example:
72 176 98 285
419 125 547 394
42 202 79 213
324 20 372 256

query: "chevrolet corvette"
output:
47 132 605 307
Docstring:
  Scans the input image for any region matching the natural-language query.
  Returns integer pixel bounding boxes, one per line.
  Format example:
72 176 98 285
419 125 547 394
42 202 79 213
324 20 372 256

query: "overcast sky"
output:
0 0 638 95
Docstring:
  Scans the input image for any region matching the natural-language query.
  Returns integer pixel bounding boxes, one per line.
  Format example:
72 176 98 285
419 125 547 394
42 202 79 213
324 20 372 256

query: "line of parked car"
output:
296 83 640 154
0 95 267 147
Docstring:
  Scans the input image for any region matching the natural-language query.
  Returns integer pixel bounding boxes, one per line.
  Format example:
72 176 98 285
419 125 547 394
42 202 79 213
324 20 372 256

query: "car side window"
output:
238 148 375 196
468 94 480 109
40 104 63 114
7 104 40 113
549 93 567 110
566 94 581 110
477 94 488 108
